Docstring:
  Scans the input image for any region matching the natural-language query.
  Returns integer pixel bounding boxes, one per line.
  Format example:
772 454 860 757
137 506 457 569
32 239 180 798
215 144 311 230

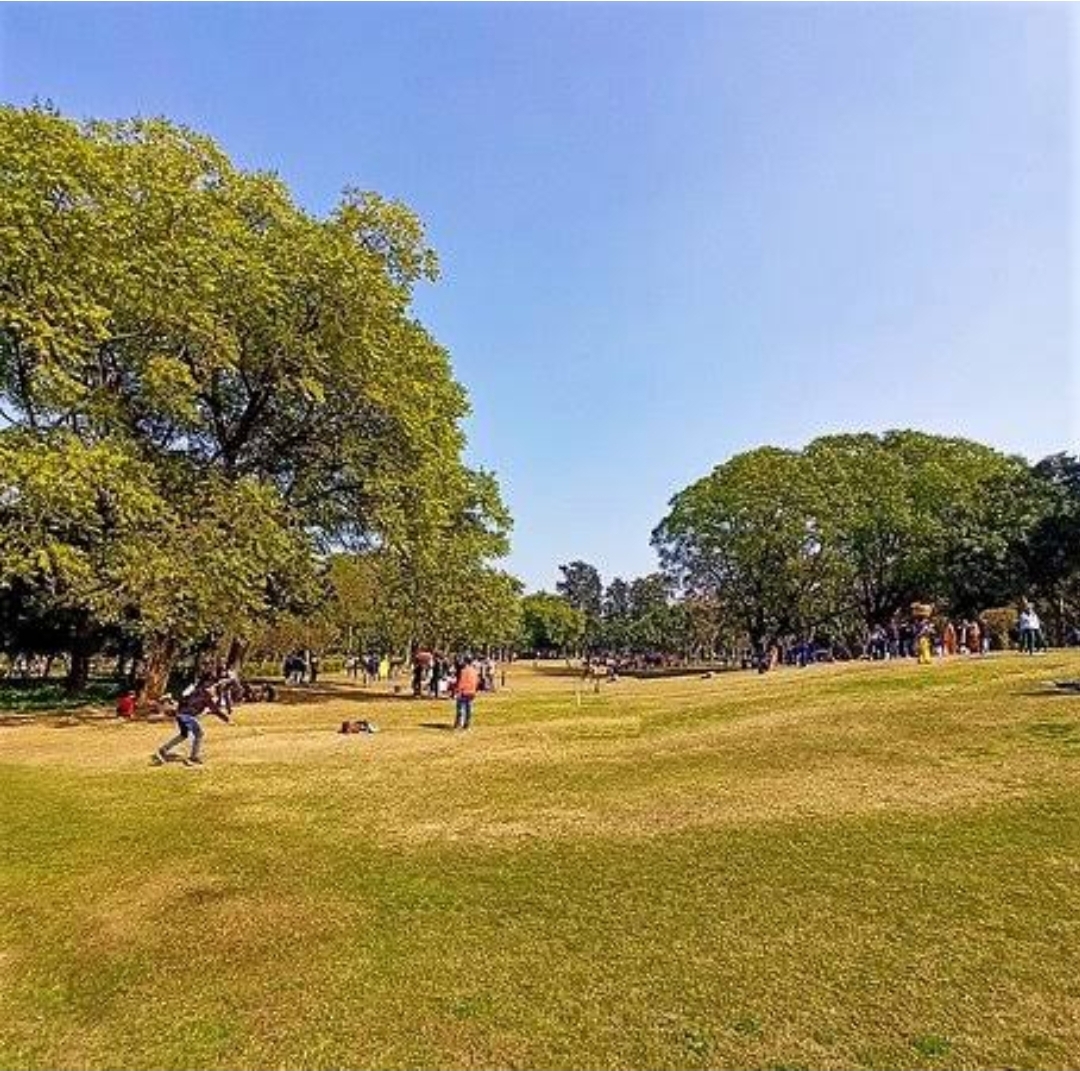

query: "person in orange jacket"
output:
454 657 480 731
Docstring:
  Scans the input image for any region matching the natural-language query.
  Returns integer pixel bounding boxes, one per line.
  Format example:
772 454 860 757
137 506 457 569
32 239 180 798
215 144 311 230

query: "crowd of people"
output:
578 606 1056 679
761 603 1049 673
94 598 1069 767
342 653 392 683
283 650 321 684
864 617 990 661
408 649 500 699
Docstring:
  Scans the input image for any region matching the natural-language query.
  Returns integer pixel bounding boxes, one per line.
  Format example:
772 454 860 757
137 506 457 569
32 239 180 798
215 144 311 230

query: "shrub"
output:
981 606 1018 650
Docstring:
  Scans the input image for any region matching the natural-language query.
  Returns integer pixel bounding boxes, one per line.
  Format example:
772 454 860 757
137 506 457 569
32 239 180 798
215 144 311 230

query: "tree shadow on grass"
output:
0 679 117 713
0 679 119 727
272 681 419 707
527 662 738 681
527 663 584 679
0 709 115 729
1017 685 1080 699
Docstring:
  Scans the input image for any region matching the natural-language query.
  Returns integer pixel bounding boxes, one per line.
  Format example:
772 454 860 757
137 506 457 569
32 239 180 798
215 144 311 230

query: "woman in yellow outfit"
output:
917 624 933 664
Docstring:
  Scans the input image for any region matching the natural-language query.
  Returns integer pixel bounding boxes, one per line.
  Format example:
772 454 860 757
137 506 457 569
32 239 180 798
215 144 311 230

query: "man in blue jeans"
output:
152 676 230 766
454 658 480 730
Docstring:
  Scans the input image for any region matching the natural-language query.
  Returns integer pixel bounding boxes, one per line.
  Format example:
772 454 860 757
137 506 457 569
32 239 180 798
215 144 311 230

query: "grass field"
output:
2 654 1080 1070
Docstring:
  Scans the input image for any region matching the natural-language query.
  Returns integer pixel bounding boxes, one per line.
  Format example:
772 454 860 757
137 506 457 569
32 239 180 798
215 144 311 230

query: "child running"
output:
151 675 231 767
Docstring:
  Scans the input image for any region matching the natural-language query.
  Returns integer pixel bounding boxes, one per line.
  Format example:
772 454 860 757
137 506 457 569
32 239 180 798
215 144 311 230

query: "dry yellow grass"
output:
3 653 1080 1069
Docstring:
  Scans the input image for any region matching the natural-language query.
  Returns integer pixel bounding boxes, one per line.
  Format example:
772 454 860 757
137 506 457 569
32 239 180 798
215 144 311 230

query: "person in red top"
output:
116 691 136 720
454 657 480 731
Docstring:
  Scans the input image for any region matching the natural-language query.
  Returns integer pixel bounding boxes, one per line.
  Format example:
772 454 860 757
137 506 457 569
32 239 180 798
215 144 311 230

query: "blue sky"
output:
1 3 1075 590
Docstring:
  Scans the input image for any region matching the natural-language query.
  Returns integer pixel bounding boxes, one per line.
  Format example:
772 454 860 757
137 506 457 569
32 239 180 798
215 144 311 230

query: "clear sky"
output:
1 3 1075 591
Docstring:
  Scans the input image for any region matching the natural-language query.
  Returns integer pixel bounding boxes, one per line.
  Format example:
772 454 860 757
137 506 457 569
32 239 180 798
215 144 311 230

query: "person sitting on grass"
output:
151 675 230 767
115 690 136 720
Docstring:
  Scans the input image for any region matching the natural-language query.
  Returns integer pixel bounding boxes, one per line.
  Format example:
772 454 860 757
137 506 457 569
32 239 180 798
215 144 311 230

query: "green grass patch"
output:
3 655 1080 1068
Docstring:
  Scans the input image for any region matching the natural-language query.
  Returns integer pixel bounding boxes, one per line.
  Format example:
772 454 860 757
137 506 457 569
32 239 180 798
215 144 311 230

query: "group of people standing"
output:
409 649 499 702
867 619 988 662
768 602 1053 673
1018 606 1046 654
283 650 320 684
343 653 392 683
939 619 988 657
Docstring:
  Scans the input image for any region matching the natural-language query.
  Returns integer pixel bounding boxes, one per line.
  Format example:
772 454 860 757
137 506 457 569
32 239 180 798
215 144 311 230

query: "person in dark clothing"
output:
151 678 230 767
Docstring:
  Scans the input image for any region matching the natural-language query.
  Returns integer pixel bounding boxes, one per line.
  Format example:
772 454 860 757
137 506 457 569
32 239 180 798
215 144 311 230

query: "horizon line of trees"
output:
524 432 1080 660
3 108 1078 692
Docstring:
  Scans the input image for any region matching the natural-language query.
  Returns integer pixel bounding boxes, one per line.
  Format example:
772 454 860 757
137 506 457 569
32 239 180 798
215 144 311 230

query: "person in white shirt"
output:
1029 608 1044 653
1019 607 1044 654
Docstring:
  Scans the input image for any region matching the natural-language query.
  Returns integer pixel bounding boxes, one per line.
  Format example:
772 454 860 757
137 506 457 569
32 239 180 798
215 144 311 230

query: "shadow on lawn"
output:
527 662 737 681
527 663 587 679
1017 685 1080 699
273 681 419 707
0 709 115 729
0 679 434 726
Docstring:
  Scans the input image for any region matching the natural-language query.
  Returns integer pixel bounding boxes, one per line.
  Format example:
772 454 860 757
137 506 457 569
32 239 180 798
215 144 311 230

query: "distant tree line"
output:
521 561 724 660
655 431 1080 655
524 433 1080 660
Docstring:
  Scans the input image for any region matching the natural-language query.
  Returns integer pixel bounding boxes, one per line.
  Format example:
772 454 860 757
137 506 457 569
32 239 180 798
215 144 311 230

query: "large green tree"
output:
0 430 316 692
556 560 603 649
654 432 1041 649
0 106 513 692
1022 453 1080 643
653 447 838 650
521 593 586 655
807 431 1038 623
600 577 632 651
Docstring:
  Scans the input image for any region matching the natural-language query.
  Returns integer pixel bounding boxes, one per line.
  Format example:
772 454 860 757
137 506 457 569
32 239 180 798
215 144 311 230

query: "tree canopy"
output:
0 106 513 691
654 431 1050 649
520 593 586 655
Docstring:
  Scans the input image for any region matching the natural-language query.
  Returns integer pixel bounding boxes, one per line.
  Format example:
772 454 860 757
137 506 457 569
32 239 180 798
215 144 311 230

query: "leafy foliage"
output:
655 431 1055 646
521 592 586 654
0 106 515 689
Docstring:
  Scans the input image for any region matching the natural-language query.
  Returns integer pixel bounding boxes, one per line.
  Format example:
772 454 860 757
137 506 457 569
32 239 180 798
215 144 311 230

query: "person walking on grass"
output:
151 676 230 767
454 657 480 731
917 621 934 665
1019 606 1043 654
1028 607 1045 653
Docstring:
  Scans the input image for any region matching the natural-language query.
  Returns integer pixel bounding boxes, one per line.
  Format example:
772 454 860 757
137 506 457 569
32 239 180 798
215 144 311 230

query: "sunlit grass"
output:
2 654 1079 1069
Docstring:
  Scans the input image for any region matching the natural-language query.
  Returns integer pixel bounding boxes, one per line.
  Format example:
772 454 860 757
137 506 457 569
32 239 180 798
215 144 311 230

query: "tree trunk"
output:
225 636 248 673
139 636 179 703
65 621 96 694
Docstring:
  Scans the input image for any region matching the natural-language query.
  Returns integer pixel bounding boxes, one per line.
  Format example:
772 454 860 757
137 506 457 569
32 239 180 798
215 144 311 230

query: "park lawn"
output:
2 656 1080 1070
